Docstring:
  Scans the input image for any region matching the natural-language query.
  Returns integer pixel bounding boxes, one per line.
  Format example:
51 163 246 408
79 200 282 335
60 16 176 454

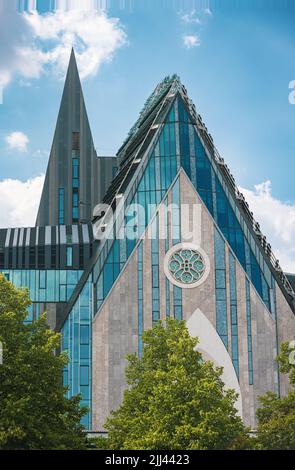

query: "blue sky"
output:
0 0 295 270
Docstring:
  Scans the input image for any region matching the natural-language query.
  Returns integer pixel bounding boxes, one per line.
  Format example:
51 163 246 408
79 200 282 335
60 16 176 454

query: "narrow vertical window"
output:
58 188 65 225
67 246 73 267
72 189 79 222
138 242 144 356
246 278 253 385
151 216 160 322
173 285 182 320
171 178 181 245
214 228 228 348
229 252 239 377
72 158 79 188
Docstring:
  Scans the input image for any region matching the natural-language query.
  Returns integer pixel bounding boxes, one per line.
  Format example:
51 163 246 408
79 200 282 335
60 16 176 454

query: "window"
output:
59 188 65 225
80 366 89 386
80 325 89 345
151 216 159 322
214 229 228 348
72 158 79 188
72 189 79 222
138 242 143 356
67 247 73 267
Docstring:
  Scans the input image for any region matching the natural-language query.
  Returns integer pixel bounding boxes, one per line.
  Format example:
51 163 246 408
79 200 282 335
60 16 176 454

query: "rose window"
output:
168 248 206 285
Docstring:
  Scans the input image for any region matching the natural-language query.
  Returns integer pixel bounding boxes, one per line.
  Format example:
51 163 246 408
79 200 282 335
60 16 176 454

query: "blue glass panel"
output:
246 278 253 385
80 366 89 386
173 286 182 320
80 325 89 345
214 229 228 348
67 247 73 267
61 277 92 429
59 188 65 225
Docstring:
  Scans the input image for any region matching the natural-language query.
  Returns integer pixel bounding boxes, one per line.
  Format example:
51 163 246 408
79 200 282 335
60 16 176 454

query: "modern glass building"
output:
1 50 295 431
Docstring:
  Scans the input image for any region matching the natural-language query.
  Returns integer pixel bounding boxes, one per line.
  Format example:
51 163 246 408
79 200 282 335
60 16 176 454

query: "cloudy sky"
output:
0 0 295 271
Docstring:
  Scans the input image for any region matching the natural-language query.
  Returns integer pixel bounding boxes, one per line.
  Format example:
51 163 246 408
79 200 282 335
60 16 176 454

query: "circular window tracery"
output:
168 248 206 285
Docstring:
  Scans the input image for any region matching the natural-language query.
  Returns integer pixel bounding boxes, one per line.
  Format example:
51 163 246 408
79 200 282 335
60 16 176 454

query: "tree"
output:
0 273 88 450
102 318 250 450
255 341 295 450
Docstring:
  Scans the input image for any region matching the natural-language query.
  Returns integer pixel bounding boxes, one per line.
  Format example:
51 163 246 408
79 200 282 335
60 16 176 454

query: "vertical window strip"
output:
173 285 182 320
96 272 103 311
246 278 254 385
138 242 144 356
72 158 79 188
189 124 197 187
151 215 160 322
58 188 64 225
271 275 280 395
229 252 239 377
211 166 218 220
61 276 93 430
171 178 181 245
72 189 79 222
174 99 181 169
164 197 169 254
166 278 171 317
214 228 228 348
164 197 171 317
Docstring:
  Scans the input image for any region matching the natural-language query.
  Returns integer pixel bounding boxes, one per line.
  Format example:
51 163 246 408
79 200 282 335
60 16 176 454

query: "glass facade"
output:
229 252 239 377
62 275 93 430
1 269 83 303
93 113 180 314
6 83 289 431
92 96 276 323
245 278 254 385
214 228 228 348
173 285 183 320
171 96 273 314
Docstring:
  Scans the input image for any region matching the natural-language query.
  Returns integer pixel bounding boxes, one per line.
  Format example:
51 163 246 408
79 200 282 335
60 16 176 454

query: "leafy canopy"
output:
0 273 88 450
255 341 295 450
102 318 249 450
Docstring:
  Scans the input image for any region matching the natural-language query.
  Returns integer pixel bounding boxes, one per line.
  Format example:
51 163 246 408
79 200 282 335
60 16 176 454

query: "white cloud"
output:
183 34 200 49
204 8 213 16
0 175 44 228
0 6 127 90
180 10 201 24
239 180 295 273
5 132 29 152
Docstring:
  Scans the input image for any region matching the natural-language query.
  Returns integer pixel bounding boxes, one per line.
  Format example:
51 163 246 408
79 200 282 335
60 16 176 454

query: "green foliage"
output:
255 341 295 450
277 341 295 385
103 318 249 450
255 391 295 449
0 273 88 450
92 435 110 450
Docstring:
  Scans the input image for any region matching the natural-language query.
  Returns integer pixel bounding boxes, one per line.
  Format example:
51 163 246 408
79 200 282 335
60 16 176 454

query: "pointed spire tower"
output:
36 49 117 227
